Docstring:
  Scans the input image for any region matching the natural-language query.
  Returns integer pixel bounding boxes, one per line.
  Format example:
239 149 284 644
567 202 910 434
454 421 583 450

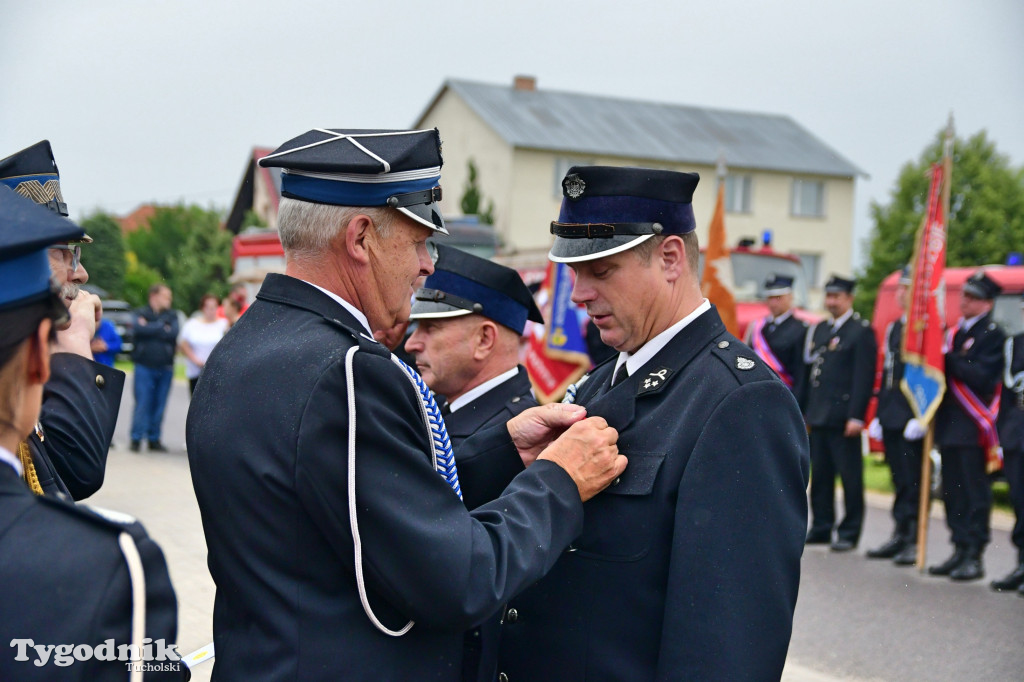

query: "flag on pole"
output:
524 260 591 403
900 161 947 423
700 160 738 336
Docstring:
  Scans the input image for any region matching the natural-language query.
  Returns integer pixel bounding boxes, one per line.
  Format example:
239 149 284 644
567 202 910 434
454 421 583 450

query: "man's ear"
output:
28 320 52 385
660 235 686 282
473 320 498 359
343 214 375 265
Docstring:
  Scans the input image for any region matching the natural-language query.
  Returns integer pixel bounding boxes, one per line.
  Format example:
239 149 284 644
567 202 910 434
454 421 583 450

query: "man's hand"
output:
843 419 864 438
52 291 102 358
537 417 626 502
507 403 589 466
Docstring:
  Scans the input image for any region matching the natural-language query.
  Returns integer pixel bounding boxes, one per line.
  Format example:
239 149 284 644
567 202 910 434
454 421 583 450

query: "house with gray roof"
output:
414 76 864 300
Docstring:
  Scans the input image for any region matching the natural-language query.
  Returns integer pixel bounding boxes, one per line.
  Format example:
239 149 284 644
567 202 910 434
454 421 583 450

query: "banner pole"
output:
915 425 935 570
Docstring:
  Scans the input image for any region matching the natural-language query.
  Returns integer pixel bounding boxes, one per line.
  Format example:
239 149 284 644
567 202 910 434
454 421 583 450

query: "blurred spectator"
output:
218 282 250 321
222 295 243 328
179 293 228 396
90 317 123 367
130 283 178 453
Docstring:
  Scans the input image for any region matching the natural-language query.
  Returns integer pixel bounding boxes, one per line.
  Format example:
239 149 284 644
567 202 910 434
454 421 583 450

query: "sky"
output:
3 0 1022 271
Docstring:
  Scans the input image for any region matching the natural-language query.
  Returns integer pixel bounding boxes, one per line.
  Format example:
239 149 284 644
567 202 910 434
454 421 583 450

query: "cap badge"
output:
736 357 756 370
563 174 586 200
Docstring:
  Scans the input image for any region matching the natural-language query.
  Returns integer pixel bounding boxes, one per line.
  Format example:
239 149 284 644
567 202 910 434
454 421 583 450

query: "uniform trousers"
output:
1003 448 1024 561
882 428 923 527
939 445 992 548
809 427 864 543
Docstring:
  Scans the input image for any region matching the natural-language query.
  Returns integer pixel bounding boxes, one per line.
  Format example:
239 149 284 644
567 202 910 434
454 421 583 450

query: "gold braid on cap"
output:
17 440 44 496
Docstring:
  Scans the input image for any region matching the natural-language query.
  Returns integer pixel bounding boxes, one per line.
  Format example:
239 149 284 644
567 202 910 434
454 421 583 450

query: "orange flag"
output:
700 180 739 336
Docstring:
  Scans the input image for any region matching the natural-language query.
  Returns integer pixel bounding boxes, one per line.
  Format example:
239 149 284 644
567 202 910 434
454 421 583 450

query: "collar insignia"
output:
736 357 756 370
638 366 673 395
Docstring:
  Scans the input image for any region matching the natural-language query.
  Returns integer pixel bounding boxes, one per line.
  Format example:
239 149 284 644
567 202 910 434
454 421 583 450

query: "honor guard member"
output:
993 293 1024 593
866 267 925 564
745 274 809 402
0 187 184 681
0 141 125 499
929 270 1005 581
405 243 544 681
186 129 625 682
490 166 809 681
406 244 544 490
804 275 878 551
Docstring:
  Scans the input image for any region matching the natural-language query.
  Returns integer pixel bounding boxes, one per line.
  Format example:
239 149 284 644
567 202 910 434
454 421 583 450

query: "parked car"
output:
101 299 135 358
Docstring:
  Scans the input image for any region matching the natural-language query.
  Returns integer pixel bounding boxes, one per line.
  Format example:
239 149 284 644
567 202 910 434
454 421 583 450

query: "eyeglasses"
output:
49 244 82 273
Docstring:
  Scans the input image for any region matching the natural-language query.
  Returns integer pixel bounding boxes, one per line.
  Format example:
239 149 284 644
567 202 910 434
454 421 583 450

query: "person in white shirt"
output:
178 293 228 395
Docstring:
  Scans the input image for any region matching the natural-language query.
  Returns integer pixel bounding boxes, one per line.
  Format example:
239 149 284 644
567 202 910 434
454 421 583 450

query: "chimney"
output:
513 75 536 91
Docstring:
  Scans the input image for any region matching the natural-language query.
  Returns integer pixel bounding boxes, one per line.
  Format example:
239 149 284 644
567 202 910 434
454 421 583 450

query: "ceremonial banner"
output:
900 162 947 423
525 261 591 403
700 179 738 336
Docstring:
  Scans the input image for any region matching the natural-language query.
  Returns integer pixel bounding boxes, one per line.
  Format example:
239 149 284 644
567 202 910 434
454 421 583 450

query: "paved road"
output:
90 375 1023 681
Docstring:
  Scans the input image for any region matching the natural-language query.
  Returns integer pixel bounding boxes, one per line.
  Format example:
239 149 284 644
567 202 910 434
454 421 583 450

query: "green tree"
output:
460 158 495 225
857 130 1024 317
122 252 163 308
122 204 232 312
79 212 126 298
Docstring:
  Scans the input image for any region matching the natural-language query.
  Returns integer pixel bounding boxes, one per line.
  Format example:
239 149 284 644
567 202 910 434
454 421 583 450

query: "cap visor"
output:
409 299 474 320
398 201 447 235
548 234 653 263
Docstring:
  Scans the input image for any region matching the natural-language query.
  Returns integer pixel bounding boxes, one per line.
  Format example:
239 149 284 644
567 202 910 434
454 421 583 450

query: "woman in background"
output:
178 293 228 396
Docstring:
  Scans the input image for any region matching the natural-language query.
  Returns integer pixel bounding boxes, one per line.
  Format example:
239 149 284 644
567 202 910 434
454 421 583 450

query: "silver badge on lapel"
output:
638 367 673 395
736 357 756 370
563 174 586 200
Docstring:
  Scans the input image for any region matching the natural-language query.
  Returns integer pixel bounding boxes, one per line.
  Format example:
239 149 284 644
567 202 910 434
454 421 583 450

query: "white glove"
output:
903 418 927 441
867 418 882 442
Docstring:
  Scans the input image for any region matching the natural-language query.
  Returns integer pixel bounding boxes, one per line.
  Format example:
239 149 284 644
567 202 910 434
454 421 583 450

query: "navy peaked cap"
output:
963 270 1000 300
549 166 700 263
824 274 856 294
0 186 83 315
259 128 447 234
410 244 543 334
763 274 794 295
0 140 92 242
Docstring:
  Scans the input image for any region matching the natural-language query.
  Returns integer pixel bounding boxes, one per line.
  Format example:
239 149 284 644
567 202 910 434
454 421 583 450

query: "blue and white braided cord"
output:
394 357 462 500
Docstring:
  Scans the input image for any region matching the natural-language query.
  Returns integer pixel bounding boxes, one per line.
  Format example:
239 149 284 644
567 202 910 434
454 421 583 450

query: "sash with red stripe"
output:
750 317 794 388
944 325 1003 472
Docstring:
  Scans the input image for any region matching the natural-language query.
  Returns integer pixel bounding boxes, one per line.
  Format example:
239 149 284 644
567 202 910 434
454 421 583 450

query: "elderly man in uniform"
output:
929 270 1005 581
866 266 926 565
804 275 878 552
486 166 810 681
186 128 625 682
0 187 184 681
993 292 1024 594
746 273 808 402
0 141 124 499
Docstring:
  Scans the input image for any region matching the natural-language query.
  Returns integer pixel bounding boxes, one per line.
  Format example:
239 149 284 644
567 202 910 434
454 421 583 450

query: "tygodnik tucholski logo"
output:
10 637 183 671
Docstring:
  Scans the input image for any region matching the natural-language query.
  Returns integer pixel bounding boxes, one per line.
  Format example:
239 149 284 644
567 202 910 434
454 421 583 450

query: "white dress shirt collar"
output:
0 445 23 477
302 280 374 337
613 299 712 381
448 367 522 413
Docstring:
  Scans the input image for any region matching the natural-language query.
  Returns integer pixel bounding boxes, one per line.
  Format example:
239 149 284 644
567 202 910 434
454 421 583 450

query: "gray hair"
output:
277 198 396 257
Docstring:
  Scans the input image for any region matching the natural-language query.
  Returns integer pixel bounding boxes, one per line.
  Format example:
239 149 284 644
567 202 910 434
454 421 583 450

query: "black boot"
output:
928 546 967 576
990 563 1024 592
866 532 906 559
950 546 985 582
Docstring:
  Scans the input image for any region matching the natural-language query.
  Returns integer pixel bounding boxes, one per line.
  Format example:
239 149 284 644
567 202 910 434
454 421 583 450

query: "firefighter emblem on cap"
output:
563 173 586 200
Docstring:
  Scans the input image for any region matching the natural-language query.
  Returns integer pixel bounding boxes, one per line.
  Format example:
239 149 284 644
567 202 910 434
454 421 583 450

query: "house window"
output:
795 251 822 289
725 175 752 213
791 179 826 217
554 157 595 198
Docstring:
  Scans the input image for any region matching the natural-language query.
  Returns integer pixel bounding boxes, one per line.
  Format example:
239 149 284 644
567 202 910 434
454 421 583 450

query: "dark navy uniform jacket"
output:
0 464 183 680
186 274 585 682
804 314 877 428
746 312 808 404
997 333 1024 449
31 353 124 499
935 313 1005 448
493 307 809 681
876 318 914 430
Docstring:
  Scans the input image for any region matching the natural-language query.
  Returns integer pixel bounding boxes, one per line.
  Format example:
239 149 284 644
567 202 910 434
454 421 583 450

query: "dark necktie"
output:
611 363 629 387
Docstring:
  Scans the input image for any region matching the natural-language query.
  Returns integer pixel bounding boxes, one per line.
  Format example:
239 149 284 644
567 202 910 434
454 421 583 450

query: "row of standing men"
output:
751 267 1024 592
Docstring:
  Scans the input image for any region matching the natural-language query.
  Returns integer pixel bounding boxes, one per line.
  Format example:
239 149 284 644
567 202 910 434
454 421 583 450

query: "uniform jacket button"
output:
498 673 509 682
95 374 106 388
612 476 621 486
506 607 518 623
